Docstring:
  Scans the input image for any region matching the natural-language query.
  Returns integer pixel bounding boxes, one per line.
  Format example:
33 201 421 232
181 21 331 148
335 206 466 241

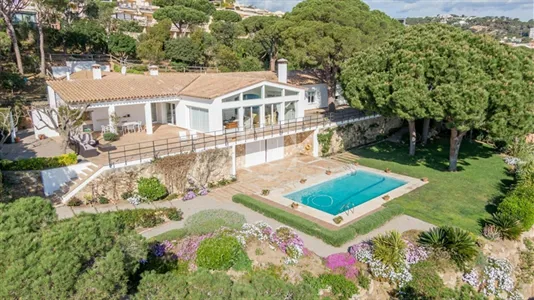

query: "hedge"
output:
0 153 78 171
232 194 404 246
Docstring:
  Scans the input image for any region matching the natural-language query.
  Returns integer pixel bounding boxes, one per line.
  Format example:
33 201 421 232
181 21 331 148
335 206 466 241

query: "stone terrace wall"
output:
318 117 403 156
76 148 232 201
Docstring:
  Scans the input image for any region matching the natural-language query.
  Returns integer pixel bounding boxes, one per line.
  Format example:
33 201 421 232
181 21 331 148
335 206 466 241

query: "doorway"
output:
166 103 176 125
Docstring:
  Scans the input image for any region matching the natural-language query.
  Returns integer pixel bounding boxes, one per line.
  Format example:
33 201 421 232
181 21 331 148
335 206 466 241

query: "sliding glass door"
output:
166 103 176 125
243 106 260 129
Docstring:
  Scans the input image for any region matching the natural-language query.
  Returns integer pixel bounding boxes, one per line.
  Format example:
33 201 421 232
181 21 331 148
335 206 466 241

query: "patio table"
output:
121 121 140 133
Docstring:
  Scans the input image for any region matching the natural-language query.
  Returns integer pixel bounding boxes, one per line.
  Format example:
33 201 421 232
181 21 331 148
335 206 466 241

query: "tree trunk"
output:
325 67 337 112
422 118 430 145
37 13 46 77
449 128 466 172
269 56 276 72
2 12 24 74
408 119 416 156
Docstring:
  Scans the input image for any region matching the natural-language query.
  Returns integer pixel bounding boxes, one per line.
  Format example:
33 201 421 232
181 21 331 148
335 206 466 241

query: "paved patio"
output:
0 129 72 160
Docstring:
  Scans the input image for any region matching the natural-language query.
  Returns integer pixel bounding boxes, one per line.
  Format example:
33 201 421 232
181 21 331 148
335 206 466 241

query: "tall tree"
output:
108 33 136 59
34 0 68 77
242 16 281 71
0 0 30 74
342 23 534 171
281 0 401 111
152 0 213 36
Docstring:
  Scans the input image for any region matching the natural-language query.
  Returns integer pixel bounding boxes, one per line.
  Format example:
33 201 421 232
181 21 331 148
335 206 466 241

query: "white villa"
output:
33 59 363 169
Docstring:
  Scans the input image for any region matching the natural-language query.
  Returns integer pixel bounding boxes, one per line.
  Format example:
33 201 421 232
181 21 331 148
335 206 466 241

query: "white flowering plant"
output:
462 257 523 299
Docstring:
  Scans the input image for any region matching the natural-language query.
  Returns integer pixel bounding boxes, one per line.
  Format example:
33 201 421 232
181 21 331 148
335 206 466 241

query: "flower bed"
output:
0 153 78 171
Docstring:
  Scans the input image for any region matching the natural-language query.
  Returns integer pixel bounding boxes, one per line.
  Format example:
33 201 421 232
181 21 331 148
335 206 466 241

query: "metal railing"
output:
106 110 379 167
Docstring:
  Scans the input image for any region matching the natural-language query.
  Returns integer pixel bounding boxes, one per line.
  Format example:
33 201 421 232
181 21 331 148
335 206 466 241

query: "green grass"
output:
351 138 512 233
232 194 404 247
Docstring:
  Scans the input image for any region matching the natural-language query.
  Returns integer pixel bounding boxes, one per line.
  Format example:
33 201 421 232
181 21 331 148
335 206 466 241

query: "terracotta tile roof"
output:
47 71 297 103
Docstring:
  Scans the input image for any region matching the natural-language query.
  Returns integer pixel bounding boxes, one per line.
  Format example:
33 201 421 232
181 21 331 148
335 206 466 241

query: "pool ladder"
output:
340 202 356 215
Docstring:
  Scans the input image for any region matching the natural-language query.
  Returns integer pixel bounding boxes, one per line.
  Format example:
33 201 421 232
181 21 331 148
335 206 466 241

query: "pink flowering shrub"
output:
405 242 429 265
325 253 358 279
174 233 213 261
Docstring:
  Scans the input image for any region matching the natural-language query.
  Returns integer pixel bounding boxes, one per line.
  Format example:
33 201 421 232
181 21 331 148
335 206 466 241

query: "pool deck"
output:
261 164 427 226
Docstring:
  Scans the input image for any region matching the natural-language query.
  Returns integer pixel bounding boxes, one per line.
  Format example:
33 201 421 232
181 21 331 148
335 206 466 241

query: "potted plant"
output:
333 216 343 224
291 202 299 209
15 136 21 143
38 134 46 140
421 177 429 182
385 168 391 173
261 189 270 196
325 168 332 175
382 195 390 201
300 178 307 184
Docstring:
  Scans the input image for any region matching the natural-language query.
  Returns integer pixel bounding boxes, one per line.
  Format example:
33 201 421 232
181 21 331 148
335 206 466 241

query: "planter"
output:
421 177 429 182
291 202 299 209
333 216 343 224
384 168 391 173
261 189 270 196
382 195 390 201
325 170 332 175
15 137 21 143
300 178 307 184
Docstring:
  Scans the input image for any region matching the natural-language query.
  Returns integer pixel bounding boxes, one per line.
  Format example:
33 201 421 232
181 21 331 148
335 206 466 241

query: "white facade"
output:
301 83 347 110
39 79 306 138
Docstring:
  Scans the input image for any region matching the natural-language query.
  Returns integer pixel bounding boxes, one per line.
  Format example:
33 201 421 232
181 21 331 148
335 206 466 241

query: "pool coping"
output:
257 165 427 227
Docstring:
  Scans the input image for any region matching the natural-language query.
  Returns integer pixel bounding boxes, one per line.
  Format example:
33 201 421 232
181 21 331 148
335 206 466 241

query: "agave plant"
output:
482 224 500 241
486 213 523 240
372 231 406 269
419 227 447 249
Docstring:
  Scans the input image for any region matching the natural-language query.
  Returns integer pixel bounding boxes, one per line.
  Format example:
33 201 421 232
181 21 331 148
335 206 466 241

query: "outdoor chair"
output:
69 133 99 158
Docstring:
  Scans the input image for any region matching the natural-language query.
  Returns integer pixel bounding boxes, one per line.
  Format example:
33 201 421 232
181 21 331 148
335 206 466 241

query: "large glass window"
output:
265 86 283 98
265 103 281 126
243 86 262 100
285 102 296 120
243 106 261 129
222 108 239 130
222 94 239 103
285 89 298 96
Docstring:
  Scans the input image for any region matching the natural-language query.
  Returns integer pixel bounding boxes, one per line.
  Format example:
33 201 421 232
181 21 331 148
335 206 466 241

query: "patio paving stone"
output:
95 204 118 213
72 206 98 215
153 201 175 208
56 206 75 220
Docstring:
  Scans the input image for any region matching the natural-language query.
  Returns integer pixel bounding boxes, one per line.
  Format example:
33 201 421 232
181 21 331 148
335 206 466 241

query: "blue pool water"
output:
285 171 406 215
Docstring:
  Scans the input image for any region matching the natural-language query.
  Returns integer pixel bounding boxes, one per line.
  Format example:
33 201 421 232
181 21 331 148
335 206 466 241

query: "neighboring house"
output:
287 70 348 110
36 59 305 137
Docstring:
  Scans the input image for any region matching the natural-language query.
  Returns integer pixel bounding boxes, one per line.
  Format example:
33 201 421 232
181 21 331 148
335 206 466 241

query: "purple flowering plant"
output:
325 253 358 279
183 191 196 201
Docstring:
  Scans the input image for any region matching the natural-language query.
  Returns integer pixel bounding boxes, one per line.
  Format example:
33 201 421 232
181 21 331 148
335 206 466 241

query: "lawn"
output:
351 138 513 233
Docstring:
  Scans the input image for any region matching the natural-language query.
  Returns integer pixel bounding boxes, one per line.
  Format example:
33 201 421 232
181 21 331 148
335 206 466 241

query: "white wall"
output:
302 83 328 110
176 97 215 132
90 107 109 131
41 162 94 196
32 109 59 138
115 104 146 126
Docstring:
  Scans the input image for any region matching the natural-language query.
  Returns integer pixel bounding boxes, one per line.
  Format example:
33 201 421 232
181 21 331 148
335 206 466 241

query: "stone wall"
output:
318 117 403 156
76 148 232 201
1 171 45 201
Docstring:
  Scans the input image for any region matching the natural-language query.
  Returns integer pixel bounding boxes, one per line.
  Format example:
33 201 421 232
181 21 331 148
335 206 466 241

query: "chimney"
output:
277 59 288 84
121 65 127 75
149 65 158 76
92 64 102 80
66 72 71 81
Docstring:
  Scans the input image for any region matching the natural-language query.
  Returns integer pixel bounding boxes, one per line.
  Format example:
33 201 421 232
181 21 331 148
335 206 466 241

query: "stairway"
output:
331 152 360 164
47 163 103 205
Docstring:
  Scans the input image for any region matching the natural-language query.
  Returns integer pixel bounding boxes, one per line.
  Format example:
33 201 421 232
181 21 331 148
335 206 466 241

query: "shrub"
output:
137 177 167 201
0 153 78 171
482 224 500 240
184 209 246 235
121 191 134 200
98 196 109 204
162 207 183 221
357 274 370 290
196 235 244 270
232 194 404 246
518 238 534 283
67 197 83 206
318 274 359 299
419 226 478 269
103 132 119 141
486 213 523 240
113 209 173 229
372 231 406 269
497 183 534 230
401 261 445 299
324 253 358 279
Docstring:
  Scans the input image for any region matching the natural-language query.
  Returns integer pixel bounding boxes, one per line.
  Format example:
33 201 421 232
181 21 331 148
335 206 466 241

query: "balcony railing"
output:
106 110 379 167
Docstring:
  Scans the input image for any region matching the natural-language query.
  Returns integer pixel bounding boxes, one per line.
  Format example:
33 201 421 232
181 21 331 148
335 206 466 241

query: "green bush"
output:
184 209 246 235
162 207 183 221
0 153 78 171
419 226 478 269
137 177 167 201
486 212 523 240
103 132 119 141
498 183 534 230
196 235 244 270
67 197 83 206
401 261 445 299
113 208 181 229
318 274 359 299
357 274 370 290
232 194 404 246
372 231 406 268
121 191 134 200
98 196 109 204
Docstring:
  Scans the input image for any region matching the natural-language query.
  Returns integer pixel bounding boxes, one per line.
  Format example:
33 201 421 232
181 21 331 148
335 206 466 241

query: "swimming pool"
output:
284 170 406 215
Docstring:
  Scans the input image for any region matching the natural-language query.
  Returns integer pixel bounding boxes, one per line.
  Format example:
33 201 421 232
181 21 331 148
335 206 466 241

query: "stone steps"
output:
50 163 102 205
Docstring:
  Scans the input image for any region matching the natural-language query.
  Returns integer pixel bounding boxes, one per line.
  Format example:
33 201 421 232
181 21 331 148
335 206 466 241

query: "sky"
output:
237 0 534 21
